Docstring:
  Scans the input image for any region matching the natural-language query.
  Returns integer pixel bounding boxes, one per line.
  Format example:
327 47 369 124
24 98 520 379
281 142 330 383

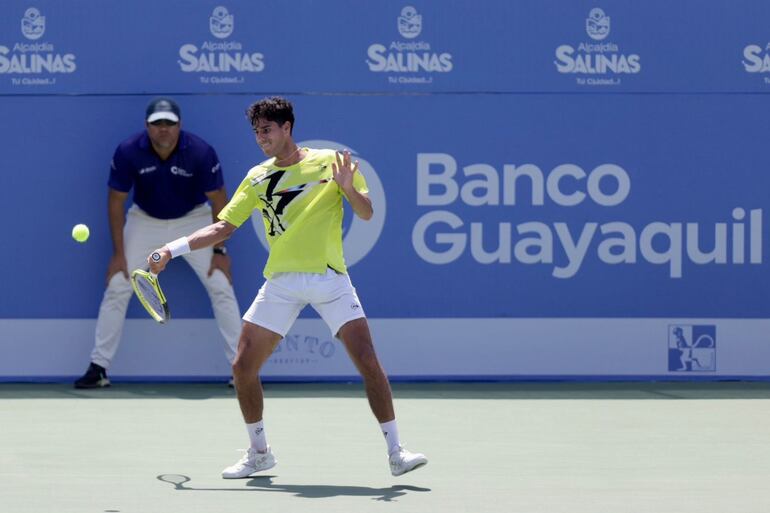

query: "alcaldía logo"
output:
178 5 265 84
585 8 609 41
21 7 45 40
250 140 386 268
366 5 453 85
554 7 640 86
209 6 234 39
0 6 77 85
397 6 422 39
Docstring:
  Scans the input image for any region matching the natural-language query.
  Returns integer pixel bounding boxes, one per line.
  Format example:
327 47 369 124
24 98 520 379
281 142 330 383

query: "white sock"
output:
246 420 267 452
380 419 400 455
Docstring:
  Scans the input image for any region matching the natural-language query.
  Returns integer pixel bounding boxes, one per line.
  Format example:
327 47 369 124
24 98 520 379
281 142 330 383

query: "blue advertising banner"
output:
2 1 770 94
1 93 767 320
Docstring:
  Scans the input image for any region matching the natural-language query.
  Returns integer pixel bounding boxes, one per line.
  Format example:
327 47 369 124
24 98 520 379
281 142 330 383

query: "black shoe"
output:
74 362 111 389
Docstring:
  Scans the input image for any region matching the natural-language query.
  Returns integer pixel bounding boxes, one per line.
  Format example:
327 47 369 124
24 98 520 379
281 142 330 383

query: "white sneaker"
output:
221 446 277 479
389 445 428 476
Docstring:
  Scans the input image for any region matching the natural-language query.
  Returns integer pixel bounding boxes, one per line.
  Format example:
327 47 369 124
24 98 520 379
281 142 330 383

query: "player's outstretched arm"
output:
147 220 237 274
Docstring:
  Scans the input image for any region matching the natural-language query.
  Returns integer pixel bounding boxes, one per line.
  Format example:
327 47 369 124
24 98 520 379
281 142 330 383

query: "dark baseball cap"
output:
145 97 181 123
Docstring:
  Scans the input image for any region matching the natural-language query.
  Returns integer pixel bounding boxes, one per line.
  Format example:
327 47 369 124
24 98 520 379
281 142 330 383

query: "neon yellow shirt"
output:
219 148 369 278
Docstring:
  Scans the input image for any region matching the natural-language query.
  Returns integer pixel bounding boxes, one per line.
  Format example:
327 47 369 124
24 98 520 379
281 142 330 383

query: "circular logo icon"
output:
210 6 234 39
398 6 422 39
586 8 610 41
21 7 45 41
250 140 386 268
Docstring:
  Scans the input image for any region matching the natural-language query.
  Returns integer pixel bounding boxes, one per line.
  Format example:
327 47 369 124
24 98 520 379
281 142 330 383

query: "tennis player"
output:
147 96 427 478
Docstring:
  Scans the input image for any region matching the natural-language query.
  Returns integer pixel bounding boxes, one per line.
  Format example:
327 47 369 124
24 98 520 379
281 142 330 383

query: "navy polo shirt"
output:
108 130 224 219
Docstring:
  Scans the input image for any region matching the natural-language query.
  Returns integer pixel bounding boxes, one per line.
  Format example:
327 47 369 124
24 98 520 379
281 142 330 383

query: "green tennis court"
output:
2 382 770 513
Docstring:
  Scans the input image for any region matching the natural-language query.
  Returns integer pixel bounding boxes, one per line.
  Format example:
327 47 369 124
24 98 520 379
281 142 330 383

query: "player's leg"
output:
312 270 427 475
76 207 163 388
231 321 282 422
338 318 394 422
222 322 282 479
338 318 428 476
222 275 304 479
309 270 392 420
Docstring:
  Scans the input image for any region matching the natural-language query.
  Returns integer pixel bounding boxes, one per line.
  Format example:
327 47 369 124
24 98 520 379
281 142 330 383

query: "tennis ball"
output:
72 223 90 243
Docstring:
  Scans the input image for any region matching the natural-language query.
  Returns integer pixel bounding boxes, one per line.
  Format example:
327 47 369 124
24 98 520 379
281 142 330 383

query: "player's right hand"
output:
106 253 128 285
147 248 171 275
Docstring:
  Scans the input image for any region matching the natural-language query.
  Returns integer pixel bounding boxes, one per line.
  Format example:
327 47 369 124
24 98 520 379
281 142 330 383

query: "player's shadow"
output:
157 474 430 502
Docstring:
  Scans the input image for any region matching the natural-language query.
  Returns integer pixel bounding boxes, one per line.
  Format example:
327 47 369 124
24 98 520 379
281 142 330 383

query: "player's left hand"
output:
147 248 171 274
209 252 232 283
332 150 359 193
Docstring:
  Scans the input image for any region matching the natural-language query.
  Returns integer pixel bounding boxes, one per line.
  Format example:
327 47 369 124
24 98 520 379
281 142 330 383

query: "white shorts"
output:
243 269 366 337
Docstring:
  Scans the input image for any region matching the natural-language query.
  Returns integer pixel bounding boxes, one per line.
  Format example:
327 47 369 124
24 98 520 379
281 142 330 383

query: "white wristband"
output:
166 237 191 258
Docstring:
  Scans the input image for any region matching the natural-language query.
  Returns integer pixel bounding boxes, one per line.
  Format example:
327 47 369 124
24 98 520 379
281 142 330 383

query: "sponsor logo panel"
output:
1 7 78 87
412 153 762 278
177 5 265 85
668 325 717 372
365 5 454 86
553 8 640 87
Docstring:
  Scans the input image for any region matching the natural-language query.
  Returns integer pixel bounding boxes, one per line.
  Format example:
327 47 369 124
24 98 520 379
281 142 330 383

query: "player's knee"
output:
232 337 259 374
231 355 252 379
232 361 262 388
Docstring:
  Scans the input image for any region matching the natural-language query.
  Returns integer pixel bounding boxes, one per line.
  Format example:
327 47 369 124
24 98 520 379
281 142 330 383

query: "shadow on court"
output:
3 382 770 400
156 474 431 501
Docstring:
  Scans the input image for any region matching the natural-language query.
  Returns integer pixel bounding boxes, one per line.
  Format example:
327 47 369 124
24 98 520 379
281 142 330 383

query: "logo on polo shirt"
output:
139 165 157 175
0 7 78 86
250 140 386 268
170 166 193 178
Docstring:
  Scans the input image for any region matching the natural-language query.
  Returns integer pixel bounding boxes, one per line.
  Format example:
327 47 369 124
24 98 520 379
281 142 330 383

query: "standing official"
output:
75 98 241 388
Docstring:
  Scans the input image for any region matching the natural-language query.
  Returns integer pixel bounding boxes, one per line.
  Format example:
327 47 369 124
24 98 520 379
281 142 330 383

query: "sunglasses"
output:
149 120 178 127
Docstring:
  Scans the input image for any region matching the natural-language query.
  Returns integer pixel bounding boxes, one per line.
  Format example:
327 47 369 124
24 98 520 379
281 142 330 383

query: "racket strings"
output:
136 276 164 316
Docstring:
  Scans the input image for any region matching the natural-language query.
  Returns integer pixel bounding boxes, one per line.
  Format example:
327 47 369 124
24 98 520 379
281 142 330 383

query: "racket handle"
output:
149 252 163 278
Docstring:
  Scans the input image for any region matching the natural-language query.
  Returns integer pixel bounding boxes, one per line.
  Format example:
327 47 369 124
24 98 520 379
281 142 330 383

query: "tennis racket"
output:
131 268 170 323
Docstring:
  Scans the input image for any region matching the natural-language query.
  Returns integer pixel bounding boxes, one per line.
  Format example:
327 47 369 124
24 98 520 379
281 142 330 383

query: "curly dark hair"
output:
246 96 295 134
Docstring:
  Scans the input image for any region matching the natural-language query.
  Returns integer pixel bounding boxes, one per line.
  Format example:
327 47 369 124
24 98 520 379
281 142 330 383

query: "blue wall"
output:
1 1 769 379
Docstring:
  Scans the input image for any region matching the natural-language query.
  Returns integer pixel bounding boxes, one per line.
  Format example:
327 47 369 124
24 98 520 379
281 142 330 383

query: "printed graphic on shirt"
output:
249 164 331 237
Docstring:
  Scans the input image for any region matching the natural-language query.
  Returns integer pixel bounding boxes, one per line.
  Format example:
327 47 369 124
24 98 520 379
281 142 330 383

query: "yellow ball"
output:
72 223 90 243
